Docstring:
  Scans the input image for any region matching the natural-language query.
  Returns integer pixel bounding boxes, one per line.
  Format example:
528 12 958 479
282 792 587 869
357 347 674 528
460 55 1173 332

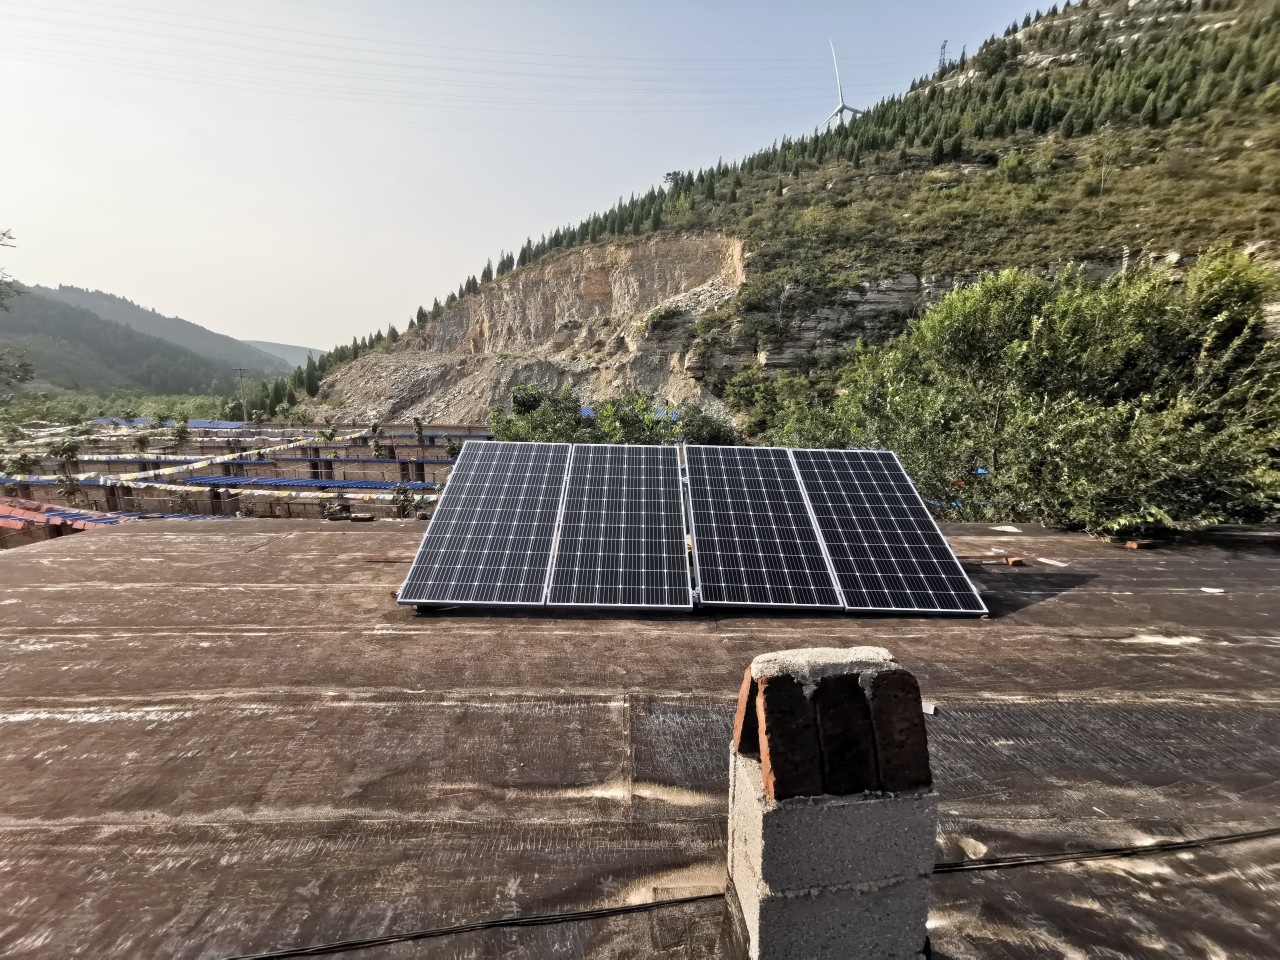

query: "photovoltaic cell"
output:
547 445 692 608
686 445 842 608
790 448 986 614
397 441 569 606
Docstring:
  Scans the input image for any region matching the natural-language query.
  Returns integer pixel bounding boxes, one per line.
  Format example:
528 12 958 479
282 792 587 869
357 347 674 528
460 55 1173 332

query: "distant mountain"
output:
35 285 290 374
245 340 321 368
0 287 244 394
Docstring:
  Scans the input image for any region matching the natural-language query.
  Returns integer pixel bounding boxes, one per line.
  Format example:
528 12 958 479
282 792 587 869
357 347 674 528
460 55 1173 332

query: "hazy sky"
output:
3 0 1024 350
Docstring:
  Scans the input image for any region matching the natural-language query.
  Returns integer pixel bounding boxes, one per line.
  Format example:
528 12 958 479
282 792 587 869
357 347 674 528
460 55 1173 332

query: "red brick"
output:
756 674 823 800
869 670 932 792
813 673 880 795
731 667 760 756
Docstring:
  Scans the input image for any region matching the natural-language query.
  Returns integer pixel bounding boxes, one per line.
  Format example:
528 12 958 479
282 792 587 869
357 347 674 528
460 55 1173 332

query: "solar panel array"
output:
548 445 691 609
399 441 984 615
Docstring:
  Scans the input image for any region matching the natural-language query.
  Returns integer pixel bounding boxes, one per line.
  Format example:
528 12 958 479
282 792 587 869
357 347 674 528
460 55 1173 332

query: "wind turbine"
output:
824 40 863 127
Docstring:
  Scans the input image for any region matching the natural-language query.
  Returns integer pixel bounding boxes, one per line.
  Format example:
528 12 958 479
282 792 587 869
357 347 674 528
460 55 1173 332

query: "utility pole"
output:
234 368 249 423
938 40 948 73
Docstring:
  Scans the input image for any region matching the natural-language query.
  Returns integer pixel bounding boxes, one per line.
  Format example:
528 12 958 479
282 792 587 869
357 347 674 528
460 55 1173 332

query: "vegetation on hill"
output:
0 287 245 395
37 285 289 374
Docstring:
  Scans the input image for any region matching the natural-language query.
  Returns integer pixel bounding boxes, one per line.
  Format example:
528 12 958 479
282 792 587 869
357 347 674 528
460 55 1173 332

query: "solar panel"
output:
547 445 692 609
397 441 570 606
789 448 986 614
685 445 843 609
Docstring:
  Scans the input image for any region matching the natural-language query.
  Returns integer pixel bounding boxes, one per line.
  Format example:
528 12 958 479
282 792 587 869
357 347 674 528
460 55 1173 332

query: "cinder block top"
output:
733 646 932 801
750 647 896 689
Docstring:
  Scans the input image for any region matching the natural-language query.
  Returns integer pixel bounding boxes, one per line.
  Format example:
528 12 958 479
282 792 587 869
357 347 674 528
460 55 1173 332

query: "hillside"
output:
245 340 321 368
0 287 245 395
315 0 1279 428
35 285 289 374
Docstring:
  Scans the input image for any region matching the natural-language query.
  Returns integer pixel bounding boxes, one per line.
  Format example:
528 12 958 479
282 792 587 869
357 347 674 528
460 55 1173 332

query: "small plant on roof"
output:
322 494 352 520
389 483 417 518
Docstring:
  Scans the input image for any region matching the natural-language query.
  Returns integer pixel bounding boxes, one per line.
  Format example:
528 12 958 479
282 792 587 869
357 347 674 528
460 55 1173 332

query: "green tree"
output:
304 355 320 397
490 385 738 446
775 249 1279 536
0 229 35 387
46 438 82 472
3 452 39 476
929 135 945 165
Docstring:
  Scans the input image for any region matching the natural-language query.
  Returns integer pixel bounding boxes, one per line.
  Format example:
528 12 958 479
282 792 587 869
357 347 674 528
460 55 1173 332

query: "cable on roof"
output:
220 826 1278 959
219 893 722 959
932 824 1280 874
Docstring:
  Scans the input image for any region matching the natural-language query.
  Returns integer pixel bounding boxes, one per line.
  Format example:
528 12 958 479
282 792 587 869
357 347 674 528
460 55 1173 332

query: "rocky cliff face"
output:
325 233 962 423
326 233 748 423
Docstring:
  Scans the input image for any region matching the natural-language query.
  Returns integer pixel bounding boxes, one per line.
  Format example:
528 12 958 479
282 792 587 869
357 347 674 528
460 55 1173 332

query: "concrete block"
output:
731 867 931 960
729 751 937 894
750 646 896 690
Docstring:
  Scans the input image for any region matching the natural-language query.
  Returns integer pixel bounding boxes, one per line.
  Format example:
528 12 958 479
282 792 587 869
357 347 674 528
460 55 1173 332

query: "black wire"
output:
221 826 1279 960
931 824 1280 874
220 894 723 960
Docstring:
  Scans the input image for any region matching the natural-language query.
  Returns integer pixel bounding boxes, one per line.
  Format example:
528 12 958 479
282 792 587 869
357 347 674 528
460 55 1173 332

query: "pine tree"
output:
949 134 964 161
304 355 319 397
481 259 493 284
1032 95 1052 133
1140 91 1158 126
930 134 945 165
387 324 399 343
416 305 428 324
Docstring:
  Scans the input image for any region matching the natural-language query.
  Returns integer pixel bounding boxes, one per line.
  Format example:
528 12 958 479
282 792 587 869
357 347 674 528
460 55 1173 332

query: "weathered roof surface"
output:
1 520 1277 959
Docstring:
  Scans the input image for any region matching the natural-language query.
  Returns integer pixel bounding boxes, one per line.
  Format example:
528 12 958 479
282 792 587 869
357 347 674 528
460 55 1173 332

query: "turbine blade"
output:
830 39 844 102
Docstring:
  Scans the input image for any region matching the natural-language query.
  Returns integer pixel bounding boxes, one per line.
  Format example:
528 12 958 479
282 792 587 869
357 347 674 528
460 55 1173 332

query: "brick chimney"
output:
723 647 936 959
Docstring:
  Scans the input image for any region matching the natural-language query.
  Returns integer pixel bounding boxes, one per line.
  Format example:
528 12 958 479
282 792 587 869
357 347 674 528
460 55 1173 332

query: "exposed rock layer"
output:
326 233 746 423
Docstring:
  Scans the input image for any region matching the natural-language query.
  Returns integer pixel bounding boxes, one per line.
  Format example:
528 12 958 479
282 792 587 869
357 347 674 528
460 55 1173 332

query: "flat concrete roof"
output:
1 520 1277 958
